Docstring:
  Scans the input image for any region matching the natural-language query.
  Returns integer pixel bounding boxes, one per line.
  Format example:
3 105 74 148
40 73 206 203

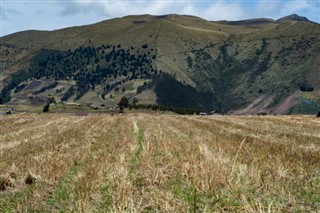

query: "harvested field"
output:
0 114 319 212
23 80 42 91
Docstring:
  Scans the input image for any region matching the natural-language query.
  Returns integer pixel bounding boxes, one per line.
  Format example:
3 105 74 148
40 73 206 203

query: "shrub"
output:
132 97 138 106
257 112 267 116
43 103 50 112
299 84 314 92
187 56 193 69
118 96 129 109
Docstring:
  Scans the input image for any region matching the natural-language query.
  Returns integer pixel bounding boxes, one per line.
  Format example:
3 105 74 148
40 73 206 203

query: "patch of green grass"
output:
46 165 80 209
135 126 144 158
130 123 145 168
167 175 217 212
0 188 30 212
124 83 135 91
289 98 320 114
100 183 113 209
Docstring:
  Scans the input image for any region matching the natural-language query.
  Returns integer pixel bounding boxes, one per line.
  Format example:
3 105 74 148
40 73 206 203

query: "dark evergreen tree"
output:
118 96 129 112
43 102 50 113
132 97 138 107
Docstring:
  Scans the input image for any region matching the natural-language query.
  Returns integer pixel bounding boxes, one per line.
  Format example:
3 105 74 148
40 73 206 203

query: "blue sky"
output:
1 0 319 36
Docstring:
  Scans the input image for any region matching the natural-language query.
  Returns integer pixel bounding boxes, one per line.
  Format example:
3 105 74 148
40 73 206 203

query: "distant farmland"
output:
0 114 319 212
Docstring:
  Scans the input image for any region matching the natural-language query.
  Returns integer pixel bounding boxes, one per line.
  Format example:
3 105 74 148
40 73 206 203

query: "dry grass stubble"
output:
0 114 319 212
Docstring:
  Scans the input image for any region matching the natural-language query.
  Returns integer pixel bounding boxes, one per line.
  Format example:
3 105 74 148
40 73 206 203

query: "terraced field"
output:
0 114 319 212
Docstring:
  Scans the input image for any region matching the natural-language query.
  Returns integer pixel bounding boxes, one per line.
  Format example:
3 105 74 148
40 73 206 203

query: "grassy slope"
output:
1 15 320 113
0 114 319 211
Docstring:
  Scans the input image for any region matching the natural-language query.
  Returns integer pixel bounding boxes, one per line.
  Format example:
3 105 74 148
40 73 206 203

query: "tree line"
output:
117 96 200 115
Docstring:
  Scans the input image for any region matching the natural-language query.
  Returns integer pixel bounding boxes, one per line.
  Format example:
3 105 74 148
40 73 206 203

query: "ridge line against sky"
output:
1 0 319 36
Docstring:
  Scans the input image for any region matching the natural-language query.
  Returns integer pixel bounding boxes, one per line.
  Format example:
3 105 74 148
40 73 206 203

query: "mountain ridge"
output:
277 14 310 22
2 13 318 38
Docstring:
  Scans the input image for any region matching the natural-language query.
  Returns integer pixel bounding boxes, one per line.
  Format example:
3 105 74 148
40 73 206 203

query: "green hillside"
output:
1 14 319 114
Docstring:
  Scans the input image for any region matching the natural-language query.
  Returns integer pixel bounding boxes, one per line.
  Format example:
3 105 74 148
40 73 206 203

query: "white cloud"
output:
102 2 176 16
62 1 245 21
69 1 183 17
201 2 245 21
280 0 312 15
255 0 281 18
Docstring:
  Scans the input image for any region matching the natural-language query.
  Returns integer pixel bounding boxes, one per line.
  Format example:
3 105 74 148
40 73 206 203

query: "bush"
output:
118 96 130 112
299 83 314 92
14 83 28 93
118 96 129 110
43 103 50 112
132 97 138 106
187 56 193 69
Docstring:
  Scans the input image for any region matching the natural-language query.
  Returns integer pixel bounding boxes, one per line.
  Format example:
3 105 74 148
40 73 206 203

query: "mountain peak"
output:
277 14 310 22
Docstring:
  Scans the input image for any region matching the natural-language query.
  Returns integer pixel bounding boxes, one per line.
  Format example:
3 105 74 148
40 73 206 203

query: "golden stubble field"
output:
0 113 319 212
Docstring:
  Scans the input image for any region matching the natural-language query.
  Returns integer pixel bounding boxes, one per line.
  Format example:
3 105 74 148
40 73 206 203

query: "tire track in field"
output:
180 116 320 170
0 116 87 151
0 115 53 135
0 116 69 151
27 116 121 211
0 116 36 134
208 116 320 150
0 116 111 211
187 115 320 146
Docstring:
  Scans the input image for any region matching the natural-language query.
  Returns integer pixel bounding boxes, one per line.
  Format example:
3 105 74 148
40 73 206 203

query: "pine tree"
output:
43 102 50 113
118 96 129 112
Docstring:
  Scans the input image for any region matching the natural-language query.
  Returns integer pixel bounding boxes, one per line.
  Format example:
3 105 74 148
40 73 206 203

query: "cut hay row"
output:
0 114 319 212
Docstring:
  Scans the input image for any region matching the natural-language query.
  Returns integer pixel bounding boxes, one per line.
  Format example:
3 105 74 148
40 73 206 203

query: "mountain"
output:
1 14 320 114
277 14 311 22
216 18 276 26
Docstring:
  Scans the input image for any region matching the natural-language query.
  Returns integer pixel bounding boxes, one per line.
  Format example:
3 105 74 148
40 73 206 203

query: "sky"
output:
1 0 319 36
